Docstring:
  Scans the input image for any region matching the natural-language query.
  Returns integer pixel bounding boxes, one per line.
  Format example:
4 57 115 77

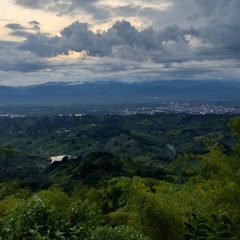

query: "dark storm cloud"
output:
4 60 48 73
192 0 240 49
13 0 175 23
28 21 41 31
187 13 201 21
10 31 30 38
4 0 240 84
5 22 40 39
5 23 26 30
14 0 51 9
19 34 61 56
0 43 48 73
0 41 18 49
192 0 225 17
15 0 109 20
18 15 240 66
19 20 196 59
113 5 139 17
29 20 40 25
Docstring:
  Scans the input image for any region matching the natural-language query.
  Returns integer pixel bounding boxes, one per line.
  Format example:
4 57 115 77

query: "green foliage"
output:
182 212 236 240
229 117 240 154
0 145 20 156
229 118 240 136
0 182 24 200
0 113 236 164
105 177 182 240
167 153 202 183
0 195 59 239
0 114 240 239
85 225 150 240
0 185 151 239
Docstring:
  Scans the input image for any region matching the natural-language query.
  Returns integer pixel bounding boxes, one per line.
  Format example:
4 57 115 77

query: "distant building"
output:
49 155 68 163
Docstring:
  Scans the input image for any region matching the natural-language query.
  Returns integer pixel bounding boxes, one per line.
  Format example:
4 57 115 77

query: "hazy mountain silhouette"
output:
0 80 239 104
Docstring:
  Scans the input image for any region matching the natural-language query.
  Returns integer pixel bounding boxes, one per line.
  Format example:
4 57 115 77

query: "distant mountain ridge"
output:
0 80 240 104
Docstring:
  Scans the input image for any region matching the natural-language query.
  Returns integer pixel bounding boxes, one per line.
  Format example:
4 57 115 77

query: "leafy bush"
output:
182 212 236 240
86 225 150 240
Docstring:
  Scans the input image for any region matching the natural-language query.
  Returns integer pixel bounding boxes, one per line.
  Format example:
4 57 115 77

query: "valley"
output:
0 112 240 239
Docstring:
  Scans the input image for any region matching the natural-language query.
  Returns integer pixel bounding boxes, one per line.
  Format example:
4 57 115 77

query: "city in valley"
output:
0 102 240 118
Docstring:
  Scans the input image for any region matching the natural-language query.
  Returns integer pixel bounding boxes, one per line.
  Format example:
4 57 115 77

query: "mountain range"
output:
0 80 240 104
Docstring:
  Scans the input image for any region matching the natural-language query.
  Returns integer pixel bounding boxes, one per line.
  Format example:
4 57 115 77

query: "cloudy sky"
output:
0 0 240 86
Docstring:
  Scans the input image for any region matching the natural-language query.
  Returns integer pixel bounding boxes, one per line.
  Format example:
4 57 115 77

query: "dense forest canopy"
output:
0 113 240 239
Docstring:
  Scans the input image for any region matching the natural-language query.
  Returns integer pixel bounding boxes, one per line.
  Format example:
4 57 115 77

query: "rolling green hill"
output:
0 113 238 187
0 113 237 161
0 113 240 239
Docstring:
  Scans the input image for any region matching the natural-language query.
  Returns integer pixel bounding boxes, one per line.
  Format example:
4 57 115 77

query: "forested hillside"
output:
0 113 240 239
0 113 236 161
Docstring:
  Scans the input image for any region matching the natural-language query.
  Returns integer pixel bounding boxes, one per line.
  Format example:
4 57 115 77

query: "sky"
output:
0 0 240 86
